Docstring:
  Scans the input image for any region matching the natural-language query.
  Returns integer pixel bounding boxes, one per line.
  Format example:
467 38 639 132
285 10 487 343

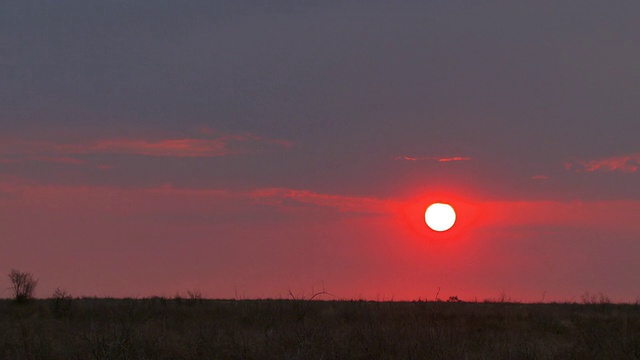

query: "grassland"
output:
1 297 639 359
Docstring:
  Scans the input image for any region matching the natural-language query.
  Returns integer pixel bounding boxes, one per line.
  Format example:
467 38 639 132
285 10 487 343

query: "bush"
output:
50 287 74 318
8 269 38 303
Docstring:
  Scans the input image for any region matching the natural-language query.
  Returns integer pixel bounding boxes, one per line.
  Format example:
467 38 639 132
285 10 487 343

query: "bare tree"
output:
8 269 38 303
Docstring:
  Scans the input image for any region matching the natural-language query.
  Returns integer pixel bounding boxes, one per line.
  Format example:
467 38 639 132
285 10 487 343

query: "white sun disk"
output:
425 203 456 232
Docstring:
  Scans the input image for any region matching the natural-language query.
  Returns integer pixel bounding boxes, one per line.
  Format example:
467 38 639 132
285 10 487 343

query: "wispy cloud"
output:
248 188 397 215
0 158 21 164
96 164 115 171
0 180 396 219
437 156 472 162
56 139 233 158
565 153 640 173
199 127 294 148
31 156 85 165
394 155 472 162
0 129 293 163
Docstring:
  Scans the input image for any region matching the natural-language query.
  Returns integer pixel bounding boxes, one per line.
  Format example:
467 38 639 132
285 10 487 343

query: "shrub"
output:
50 287 74 318
8 269 38 303
581 292 611 305
186 289 204 305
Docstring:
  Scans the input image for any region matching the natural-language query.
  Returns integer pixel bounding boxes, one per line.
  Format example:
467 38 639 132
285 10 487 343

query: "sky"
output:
1 0 639 302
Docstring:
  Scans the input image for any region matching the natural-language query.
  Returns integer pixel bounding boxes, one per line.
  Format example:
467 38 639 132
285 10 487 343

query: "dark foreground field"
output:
1 298 639 359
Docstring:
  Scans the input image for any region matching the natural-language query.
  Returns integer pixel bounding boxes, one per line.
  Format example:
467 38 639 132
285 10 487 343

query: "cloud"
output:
0 158 21 164
437 156 472 162
531 175 548 181
565 153 640 173
56 139 233 158
394 155 472 162
248 188 397 215
0 129 293 163
199 127 294 149
31 156 85 165
96 164 115 171
478 200 640 234
0 180 395 221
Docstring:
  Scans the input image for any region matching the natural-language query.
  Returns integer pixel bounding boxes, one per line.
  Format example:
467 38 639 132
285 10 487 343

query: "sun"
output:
425 203 456 232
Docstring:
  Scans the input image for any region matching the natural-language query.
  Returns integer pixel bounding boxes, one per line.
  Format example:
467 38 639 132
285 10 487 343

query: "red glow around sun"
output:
398 189 481 243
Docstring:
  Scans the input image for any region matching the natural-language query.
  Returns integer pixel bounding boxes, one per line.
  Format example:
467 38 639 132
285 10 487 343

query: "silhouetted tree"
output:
8 269 38 303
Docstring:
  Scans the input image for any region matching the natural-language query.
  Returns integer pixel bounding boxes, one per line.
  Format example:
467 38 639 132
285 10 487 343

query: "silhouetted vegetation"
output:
0 297 639 359
7 269 38 304
49 287 73 318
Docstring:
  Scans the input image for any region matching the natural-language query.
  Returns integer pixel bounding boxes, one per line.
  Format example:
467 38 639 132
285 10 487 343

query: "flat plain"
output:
1 298 639 359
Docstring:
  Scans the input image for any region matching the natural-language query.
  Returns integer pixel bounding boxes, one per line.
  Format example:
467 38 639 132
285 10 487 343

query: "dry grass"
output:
0 298 639 359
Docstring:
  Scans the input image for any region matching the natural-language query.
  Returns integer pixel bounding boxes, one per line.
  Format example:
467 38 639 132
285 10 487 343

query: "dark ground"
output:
1 297 639 359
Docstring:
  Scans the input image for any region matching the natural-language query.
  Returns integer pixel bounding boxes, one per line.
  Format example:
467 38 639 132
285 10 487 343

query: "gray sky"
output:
4 0 639 197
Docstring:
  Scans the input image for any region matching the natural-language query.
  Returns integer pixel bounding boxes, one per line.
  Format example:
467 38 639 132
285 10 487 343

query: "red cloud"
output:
0 180 396 219
0 158 21 164
200 127 294 148
248 188 398 214
394 156 420 161
56 139 232 157
438 156 472 162
138 186 397 216
0 129 292 160
31 156 85 165
394 155 472 162
565 153 640 173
